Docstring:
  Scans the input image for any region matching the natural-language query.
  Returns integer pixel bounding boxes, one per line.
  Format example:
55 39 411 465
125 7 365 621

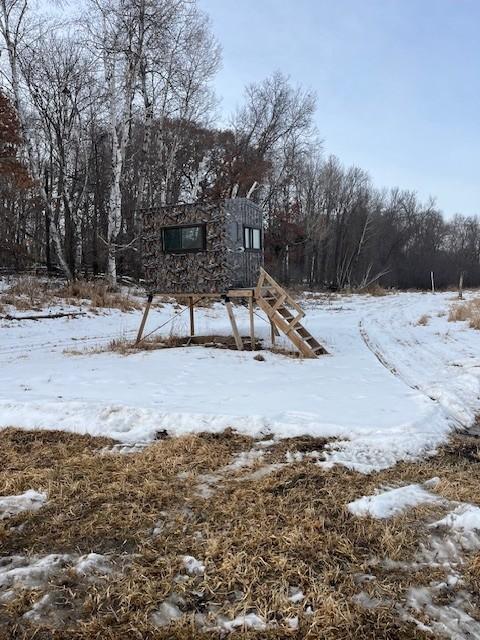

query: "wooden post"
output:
189 296 195 337
459 272 464 300
225 299 243 351
430 271 435 293
270 319 276 346
249 296 255 351
136 294 153 344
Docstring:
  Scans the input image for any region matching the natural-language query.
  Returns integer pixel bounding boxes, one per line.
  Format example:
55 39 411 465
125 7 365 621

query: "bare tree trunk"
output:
107 121 123 284
136 60 154 211
101 0 145 285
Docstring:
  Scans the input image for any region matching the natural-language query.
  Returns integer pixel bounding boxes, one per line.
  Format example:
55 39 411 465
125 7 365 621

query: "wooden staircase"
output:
255 268 327 358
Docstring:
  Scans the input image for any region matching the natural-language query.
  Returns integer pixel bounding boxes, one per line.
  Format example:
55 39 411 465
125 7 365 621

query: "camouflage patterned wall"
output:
142 199 263 294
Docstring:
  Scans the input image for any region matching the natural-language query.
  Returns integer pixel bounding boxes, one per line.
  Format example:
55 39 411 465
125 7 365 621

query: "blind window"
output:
244 226 262 250
163 225 206 252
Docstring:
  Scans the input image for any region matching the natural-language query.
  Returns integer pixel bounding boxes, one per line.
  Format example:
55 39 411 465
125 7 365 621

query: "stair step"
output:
256 267 326 358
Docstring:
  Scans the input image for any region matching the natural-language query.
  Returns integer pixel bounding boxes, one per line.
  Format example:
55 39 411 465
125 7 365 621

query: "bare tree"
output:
20 32 97 277
136 1 220 207
85 0 148 284
0 0 75 277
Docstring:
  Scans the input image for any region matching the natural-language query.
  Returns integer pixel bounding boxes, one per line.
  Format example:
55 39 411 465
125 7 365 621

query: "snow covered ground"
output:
1 288 480 472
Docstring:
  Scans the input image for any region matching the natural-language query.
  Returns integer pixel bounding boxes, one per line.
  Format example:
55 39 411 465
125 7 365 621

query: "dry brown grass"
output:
58 281 141 312
302 285 390 299
104 335 169 355
80 334 264 357
269 345 302 359
64 335 172 357
4 427 480 638
260 436 332 464
5 276 45 301
1 277 54 311
362 284 390 297
448 297 480 329
0 278 141 314
302 292 340 303
416 314 430 326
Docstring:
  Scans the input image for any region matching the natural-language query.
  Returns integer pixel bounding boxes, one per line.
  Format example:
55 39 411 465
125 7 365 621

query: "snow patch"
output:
288 587 304 603
151 594 185 627
222 448 264 472
0 490 47 520
182 555 205 576
374 499 480 636
0 553 112 591
348 481 443 519
98 442 149 455
23 593 54 622
285 616 299 630
433 504 480 534
217 612 267 632
406 586 480 639
75 553 112 576
352 592 384 609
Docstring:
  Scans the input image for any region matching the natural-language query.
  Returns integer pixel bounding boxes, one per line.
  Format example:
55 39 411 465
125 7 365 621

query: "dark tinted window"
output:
163 227 182 251
244 226 262 250
163 225 205 252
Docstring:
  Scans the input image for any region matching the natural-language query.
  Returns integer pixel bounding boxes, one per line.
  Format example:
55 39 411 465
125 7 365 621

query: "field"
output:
1 280 480 638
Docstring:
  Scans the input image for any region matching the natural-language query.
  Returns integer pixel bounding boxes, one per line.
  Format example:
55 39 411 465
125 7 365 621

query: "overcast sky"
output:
198 0 479 218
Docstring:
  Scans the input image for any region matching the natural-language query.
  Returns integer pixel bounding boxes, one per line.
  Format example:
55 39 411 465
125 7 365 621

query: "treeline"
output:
0 0 478 290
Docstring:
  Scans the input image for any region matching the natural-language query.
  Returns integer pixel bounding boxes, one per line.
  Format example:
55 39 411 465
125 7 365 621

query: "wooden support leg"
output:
269 319 280 346
189 296 195 337
249 296 255 351
136 294 153 344
226 299 243 351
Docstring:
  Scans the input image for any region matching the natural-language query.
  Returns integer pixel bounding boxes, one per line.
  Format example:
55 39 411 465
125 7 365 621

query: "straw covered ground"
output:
1 427 480 639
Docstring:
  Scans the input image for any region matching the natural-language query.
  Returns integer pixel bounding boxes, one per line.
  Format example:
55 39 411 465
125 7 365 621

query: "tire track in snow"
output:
0 329 137 359
357 294 426 392
358 319 421 392
358 297 474 432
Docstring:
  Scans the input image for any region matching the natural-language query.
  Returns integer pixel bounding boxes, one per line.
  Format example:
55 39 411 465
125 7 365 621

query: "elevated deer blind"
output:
142 198 264 294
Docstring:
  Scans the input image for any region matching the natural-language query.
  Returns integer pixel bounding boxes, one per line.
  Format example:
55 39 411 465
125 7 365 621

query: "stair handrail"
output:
256 268 305 317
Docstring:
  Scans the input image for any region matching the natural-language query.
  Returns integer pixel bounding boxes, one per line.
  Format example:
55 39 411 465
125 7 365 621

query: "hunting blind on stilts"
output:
137 198 326 358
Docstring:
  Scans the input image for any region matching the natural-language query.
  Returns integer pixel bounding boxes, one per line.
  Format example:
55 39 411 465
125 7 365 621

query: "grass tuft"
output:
0 277 141 314
360 284 389 297
416 314 430 326
448 298 480 329
1 277 53 311
58 281 141 312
